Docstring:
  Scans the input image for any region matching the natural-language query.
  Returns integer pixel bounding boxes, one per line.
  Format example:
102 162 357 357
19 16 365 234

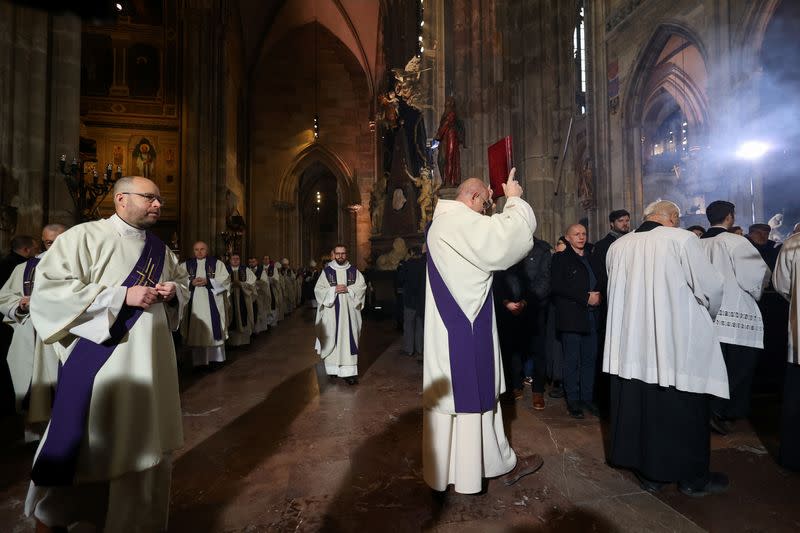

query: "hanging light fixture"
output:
417 0 425 56
313 16 320 140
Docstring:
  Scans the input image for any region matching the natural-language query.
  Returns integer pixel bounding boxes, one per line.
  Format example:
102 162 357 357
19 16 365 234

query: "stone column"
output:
179 0 227 257
0 3 80 249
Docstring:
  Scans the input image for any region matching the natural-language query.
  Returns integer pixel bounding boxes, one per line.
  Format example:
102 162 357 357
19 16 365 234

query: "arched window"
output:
573 1 587 115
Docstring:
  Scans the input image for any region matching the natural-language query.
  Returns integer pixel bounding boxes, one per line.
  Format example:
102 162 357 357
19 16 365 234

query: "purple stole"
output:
426 240 495 414
230 266 250 329
23 257 41 296
32 232 167 486
251 265 264 318
186 257 223 341
324 265 359 355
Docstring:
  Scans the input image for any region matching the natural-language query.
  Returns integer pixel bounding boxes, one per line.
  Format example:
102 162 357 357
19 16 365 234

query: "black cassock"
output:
781 363 800 471
608 375 711 484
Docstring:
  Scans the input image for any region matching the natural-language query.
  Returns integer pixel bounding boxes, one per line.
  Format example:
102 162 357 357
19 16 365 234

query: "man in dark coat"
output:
522 238 552 410
0 235 38 416
551 224 601 418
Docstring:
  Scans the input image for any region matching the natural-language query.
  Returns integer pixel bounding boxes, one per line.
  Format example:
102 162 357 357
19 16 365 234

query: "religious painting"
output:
127 43 161 98
112 145 124 166
132 138 156 178
81 33 113 97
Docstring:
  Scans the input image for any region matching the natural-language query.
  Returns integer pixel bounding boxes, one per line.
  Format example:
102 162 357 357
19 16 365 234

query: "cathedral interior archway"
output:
298 161 340 267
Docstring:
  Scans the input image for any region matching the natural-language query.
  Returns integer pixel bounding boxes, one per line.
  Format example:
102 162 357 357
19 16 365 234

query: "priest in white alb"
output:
181 241 230 368
227 253 257 346
0 224 66 438
263 255 281 326
422 171 543 495
604 200 729 497
27 176 189 532
774 231 800 470
281 258 297 313
314 244 366 385
249 256 272 333
698 201 770 433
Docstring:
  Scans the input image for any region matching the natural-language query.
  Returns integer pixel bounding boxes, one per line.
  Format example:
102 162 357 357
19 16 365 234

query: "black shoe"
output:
344 376 359 386
634 472 666 493
549 383 564 398
567 403 584 419
710 413 731 435
582 402 600 417
678 472 729 497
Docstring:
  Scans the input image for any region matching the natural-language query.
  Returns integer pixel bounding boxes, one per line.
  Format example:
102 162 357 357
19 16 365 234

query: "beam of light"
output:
735 141 770 160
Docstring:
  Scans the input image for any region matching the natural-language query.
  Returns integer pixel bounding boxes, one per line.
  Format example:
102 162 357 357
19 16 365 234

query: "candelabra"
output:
59 155 123 221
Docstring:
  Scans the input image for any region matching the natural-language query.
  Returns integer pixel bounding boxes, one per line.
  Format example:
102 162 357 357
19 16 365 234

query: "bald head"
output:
193 241 209 259
564 224 588 253
113 176 162 229
456 178 492 213
41 223 68 251
643 200 681 227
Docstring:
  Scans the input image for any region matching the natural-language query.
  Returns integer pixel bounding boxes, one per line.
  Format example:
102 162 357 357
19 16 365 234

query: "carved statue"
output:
376 237 409 271
392 56 428 111
406 165 440 232
577 159 596 210
370 173 388 235
435 97 465 187
377 90 399 130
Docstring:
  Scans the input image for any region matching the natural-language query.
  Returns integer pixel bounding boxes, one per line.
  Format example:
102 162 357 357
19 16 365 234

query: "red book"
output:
488 136 513 199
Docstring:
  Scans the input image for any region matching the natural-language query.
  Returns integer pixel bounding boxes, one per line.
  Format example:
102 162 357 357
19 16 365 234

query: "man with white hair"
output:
0 224 67 438
181 241 230 367
604 200 729 497
26 176 189 531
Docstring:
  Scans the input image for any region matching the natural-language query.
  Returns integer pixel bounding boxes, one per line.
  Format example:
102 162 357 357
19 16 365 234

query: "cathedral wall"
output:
249 23 373 269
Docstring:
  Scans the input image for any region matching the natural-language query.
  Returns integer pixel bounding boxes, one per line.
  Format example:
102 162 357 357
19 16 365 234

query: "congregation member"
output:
700 201 770 434
604 200 729 497
422 171 543 495
523 236 552 410
551 224 601 419
398 246 427 359
494 249 532 403
302 260 320 308
27 176 189 531
314 244 366 385
0 225 66 439
747 223 781 271
590 209 631 278
0 235 38 416
227 253 257 347
687 225 706 238
774 231 800 470
181 241 230 368
248 256 272 334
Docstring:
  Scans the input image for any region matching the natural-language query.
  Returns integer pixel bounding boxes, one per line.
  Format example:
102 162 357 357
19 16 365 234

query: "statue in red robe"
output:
435 97 465 187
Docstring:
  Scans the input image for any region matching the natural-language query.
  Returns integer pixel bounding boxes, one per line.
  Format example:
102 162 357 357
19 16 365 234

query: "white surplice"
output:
700 229 771 348
26 214 189 530
314 261 366 377
422 197 536 494
179 257 230 366
774 233 800 365
269 264 285 323
0 254 58 424
603 225 729 398
227 266 257 346
251 266 272 333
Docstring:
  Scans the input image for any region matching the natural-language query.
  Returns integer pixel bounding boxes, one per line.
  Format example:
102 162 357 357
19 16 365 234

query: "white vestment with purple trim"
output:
314 261 366 377
422 197 536 494
25 214 189 530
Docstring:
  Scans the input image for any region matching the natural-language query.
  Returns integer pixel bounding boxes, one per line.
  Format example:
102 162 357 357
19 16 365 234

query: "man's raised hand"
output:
502 167 523 198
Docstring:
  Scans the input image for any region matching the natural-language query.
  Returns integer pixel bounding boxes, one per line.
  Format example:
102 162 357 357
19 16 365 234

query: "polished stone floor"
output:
2 308 800 532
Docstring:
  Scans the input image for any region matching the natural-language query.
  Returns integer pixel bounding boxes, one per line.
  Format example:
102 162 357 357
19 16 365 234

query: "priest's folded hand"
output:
19 296 30 312
126 285 160 309
155 282 177 302
191 277 208 287
335 284 349 294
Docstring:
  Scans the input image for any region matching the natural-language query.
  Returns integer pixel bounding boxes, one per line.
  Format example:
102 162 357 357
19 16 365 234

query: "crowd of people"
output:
0 171 798 529
418 174 799 498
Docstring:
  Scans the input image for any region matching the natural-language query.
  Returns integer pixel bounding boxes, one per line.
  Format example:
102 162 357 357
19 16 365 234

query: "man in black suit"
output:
552 224 601 418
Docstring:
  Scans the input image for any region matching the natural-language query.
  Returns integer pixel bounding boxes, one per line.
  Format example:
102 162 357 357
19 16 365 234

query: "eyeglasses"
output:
473 193 493 213
121 192 165 206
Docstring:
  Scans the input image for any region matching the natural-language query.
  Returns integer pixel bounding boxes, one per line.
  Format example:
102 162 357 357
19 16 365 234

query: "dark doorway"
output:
299 162 340 267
